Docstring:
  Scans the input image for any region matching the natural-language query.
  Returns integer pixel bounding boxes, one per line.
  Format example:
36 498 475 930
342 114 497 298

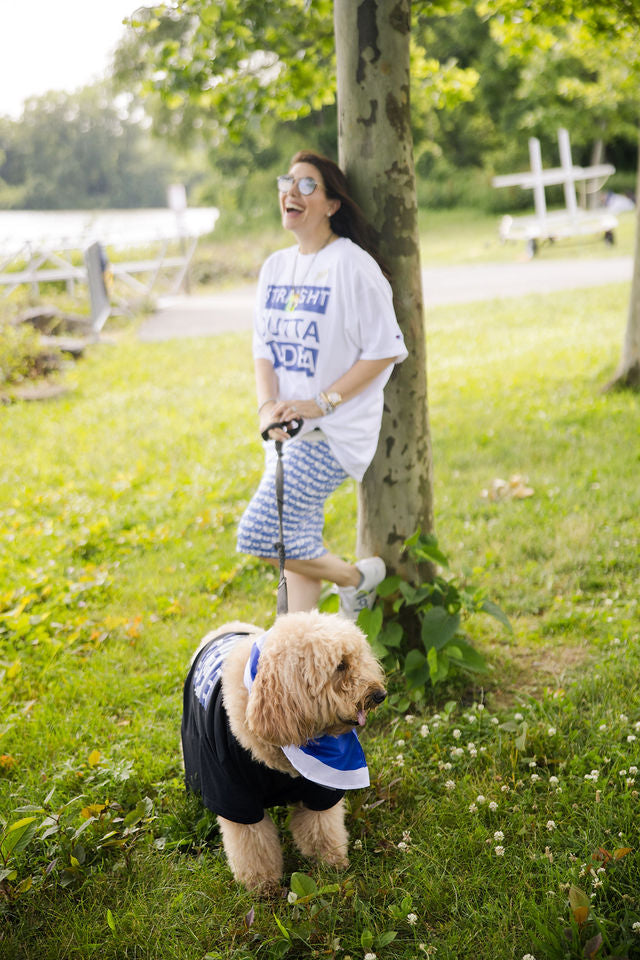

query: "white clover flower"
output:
597 867 606 875
514 713 524 721
396 739 406 747
556 787 563 794
394 754 405 767
407 913 418 925
432 714 441 721
477 703 485 711
501 784 509 792
530 773 540 783
627 778 636 786
546 820 556 832
599 724 607 731
522 955 537 960
630 766 638 774
353 839 363 849
489 801 498 811
442 761 453 770
469 803 478 813
364 953 377 960
632 921 640 933
397 841 409 850
494 845 505 856
288 891 298 904
619 770 628 777
420 724 430 737
467 742 476 751
469 748 478 758
450 748 463 758
529 760 537 768
491 717 499 725
620 714 629 722
445 780 456 791
628 735 637 743
405 714 415 723
549 776 559 785
547 727 556 736
453 729 461 739
467 715 476 724
476 795 486 804
494 830 504 840
590 770 600 780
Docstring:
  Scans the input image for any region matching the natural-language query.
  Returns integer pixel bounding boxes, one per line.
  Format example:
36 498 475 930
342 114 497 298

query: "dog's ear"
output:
245 651 313 746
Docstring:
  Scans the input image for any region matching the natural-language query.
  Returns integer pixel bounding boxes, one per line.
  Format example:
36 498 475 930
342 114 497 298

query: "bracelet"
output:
315 392 329 415
257 397 277 414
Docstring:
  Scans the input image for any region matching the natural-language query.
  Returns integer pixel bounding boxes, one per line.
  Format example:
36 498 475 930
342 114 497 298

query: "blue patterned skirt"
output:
236 436 348 560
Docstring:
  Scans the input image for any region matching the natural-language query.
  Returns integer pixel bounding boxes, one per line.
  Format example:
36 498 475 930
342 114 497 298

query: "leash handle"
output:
260 417 304 442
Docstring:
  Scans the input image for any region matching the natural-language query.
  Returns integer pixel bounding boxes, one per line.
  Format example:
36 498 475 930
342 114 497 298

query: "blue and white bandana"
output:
243 632 369 790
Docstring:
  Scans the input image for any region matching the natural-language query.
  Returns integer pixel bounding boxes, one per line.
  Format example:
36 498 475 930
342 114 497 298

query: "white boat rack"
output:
492 128 618 256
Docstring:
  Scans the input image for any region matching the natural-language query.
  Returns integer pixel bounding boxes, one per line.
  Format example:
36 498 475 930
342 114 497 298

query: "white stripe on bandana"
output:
243 633 370 790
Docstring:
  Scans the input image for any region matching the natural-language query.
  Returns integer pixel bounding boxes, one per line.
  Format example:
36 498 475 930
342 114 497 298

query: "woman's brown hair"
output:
290 150 390 280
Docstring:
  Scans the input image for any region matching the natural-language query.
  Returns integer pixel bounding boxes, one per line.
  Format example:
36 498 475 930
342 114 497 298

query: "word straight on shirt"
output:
266 284 331 315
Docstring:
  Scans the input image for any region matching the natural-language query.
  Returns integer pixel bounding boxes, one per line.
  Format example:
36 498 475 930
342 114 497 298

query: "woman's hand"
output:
259 398 323 442
271 398 323 424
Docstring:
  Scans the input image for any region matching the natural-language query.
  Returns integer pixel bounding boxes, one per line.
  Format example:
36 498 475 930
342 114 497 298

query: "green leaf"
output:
376 931 398 948
107 909 116 933
1 817 38 861
480 599 513 633
319 592 339 613
378 622 403 650
404 649 430 690
361 929 374 951
515 721 528 753
445 638 487 674
376 575 404 597
427 646 449 685
290 872 317 899
421 607 461 651
273 914 291 941
357 605 382 640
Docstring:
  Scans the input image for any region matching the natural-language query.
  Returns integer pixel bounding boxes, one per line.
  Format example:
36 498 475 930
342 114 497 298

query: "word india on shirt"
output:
264 284 331 378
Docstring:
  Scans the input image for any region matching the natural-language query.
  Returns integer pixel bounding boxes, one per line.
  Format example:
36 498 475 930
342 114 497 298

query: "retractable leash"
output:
260 417 304 615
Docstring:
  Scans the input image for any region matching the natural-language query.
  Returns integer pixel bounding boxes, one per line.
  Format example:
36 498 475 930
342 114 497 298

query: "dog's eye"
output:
336 661 348 673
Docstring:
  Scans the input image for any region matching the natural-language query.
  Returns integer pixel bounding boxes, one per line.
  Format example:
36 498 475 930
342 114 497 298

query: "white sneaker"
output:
337 557 386 621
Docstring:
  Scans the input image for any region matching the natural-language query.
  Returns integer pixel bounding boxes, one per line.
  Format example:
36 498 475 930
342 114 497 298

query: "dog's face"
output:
245 610 387 746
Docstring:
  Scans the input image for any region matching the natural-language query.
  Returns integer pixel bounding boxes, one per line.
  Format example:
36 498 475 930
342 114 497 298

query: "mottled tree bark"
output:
334 0 434 578
605 127 640 391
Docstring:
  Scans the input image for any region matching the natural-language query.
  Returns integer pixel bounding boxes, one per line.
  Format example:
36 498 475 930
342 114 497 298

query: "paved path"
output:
138 255 632 341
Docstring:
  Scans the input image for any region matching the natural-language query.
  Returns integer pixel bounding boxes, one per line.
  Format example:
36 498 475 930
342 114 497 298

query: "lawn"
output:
1 262 640 959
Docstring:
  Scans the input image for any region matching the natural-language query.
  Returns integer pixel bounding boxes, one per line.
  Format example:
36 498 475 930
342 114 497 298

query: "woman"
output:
237 150 407 617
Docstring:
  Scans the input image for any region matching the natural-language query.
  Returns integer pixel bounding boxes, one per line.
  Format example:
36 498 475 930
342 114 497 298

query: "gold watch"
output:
321 391 343 413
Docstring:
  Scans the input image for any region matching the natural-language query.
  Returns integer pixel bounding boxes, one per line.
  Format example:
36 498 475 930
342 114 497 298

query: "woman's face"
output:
279 161 340 242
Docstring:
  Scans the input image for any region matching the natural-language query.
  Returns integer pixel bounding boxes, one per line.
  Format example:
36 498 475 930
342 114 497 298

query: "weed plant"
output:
0 276 639 959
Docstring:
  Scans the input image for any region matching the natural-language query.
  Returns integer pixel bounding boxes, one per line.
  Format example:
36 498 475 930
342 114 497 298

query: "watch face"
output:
327 392 342 405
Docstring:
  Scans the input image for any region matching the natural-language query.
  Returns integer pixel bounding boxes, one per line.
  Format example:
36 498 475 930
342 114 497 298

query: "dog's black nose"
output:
372 689 387 704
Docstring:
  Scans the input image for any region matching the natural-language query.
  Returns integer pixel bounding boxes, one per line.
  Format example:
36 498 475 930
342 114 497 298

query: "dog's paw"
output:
322 851 349 870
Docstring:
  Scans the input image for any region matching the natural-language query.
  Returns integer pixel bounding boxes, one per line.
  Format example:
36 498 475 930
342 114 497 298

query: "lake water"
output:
0 207 220 255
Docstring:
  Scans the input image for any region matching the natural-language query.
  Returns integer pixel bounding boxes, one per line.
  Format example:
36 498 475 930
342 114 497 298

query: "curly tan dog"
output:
181 610 386 893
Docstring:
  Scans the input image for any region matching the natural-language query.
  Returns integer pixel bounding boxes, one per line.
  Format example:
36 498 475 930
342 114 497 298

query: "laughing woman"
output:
237 150 407 617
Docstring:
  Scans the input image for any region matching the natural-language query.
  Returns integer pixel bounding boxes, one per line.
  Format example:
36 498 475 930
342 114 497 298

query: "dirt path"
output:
138 255 632 341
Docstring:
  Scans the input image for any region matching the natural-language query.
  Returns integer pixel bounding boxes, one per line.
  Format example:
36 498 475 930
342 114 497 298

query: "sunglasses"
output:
277 174 319 196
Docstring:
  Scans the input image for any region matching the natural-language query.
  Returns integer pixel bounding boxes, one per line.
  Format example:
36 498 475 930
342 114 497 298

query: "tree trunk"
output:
604 126 640 391
334 0 434 579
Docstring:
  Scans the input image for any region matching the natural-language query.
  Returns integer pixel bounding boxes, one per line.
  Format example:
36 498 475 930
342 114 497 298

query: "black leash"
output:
260 417 304 615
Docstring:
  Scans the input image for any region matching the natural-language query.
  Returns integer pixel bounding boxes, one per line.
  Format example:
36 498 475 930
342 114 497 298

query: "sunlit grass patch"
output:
1 276 639 959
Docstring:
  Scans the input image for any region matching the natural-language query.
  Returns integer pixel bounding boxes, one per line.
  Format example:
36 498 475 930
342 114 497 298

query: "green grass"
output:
1 267 640 959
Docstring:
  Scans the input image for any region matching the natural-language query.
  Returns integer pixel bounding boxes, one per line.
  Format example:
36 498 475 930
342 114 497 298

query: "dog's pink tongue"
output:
357 710 366 726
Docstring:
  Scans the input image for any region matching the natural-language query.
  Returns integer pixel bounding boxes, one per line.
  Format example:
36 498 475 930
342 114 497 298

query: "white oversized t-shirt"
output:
252 237 408 481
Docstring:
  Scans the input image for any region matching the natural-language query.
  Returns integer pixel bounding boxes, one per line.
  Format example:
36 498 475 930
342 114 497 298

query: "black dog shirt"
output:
181 632 345 825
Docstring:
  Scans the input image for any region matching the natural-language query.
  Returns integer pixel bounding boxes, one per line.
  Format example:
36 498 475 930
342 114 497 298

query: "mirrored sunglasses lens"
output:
277 176 293 193
299 178 317 195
